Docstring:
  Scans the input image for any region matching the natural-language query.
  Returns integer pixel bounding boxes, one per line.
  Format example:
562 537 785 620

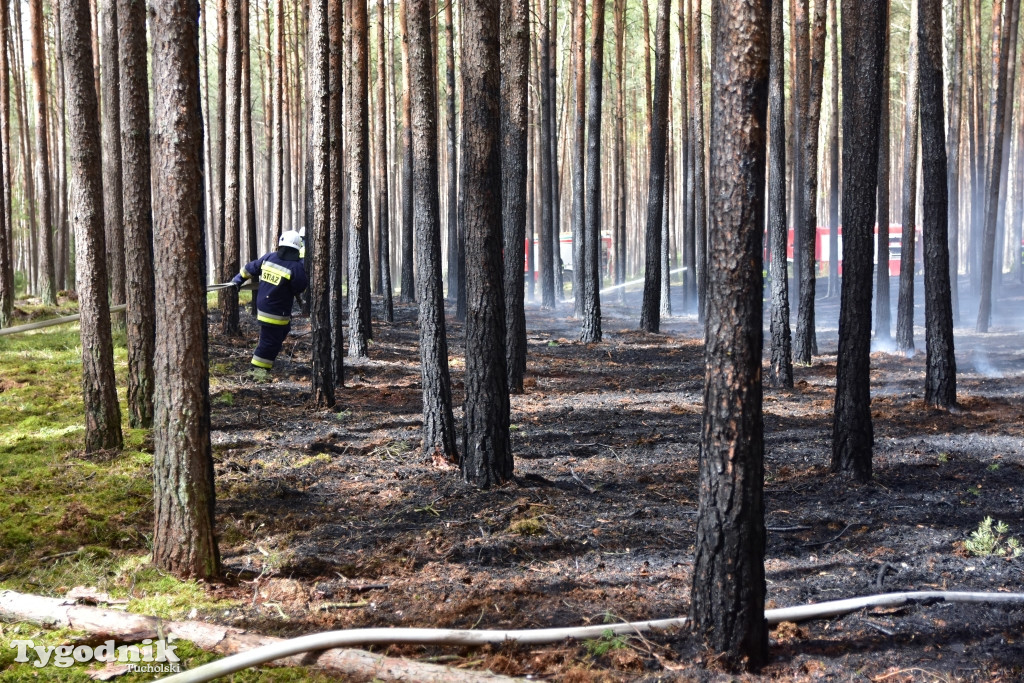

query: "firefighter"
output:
231 230 309 370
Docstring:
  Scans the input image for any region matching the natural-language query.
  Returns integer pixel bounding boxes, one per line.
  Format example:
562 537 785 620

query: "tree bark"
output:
994 0 1020 287
690 0 769 667
0 0 12 327
768 0 793 389
895 0 920 355
793 0 826 363
377 0 394 322
399 0 416 302
690 0 706 322
214 0 227 277
826 0 840 298
614 0 627 295
61 0 124 452
150 0 220 580
832 0 887 482
31 0 56 305
639 0 670 333
580 0 605 343
241 0 257 272
328 0 345 387
977 0 1016 332
118 0 155 429
678 0 692 312
538 0 555 309
220 0 242 336
349 0 372 358
918 0 956 409
874 0 891 342
460 0 510 488
502 0 530 394
444 0 458 304
571 0 585 317
409 0 458 463
309 0 334 407
272 0 285 241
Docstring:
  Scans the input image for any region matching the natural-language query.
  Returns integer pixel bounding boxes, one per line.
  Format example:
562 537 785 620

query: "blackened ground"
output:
205 278 1024 681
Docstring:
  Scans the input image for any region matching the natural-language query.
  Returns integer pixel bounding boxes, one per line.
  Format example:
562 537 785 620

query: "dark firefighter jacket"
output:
232 251 309 326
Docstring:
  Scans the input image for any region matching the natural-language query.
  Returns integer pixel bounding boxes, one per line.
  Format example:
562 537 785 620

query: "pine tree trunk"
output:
309 0 334 407
348 0 372 357
895 0 920 355
538 0 555 309
220 0 241 335
241 0 257 270
874 1 892 342
793 0 826 362
678 0 693 312
638 0 670 333
826 0 840 299
460 0 510 488
149 0 219 579
571 0 585 317
272 0 285 240
118 0 156 429
0 0 12 327
549 0 563 300
399 0 416 302
977 0 1016 332
768 0 793 389
61 0 124 453
214 0 227 277
614 0 626 295
580 0 605 343
994 0 1020 287
444 0 458 303
833 0 887 482
918 0 957 409
501 0 530 394
377 1 394 322
409 0 458 463
690 0 706 323
31 0 56 305
328 0 345 386
690 0 769 665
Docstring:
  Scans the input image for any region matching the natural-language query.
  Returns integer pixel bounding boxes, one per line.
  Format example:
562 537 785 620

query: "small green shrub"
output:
964 517 1023 558
582 630 630 657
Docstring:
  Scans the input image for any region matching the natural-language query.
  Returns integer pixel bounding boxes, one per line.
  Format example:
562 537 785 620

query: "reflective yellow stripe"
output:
240 267 251 279
262 262 292 280
257 310 290 325
251 356 273 369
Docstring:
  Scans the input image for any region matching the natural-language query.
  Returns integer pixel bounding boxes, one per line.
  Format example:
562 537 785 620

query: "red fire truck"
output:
785 224 919 277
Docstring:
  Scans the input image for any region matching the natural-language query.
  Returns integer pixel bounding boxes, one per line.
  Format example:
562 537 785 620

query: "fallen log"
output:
0 590 518 682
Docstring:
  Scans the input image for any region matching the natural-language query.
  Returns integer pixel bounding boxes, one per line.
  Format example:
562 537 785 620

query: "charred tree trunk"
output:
502 0 530 394
220 0 242 336
61 0 123 454
118 0 156 428
241 0 257 273
409 0 458 463
918 0 956 409
874 1 891 342
461 0 510 488
580 0 605 343
214 0 227 277
614 0 626 295
768 0 793 388
690 0 769 667
399 0 415 302
895 0 920 355
639 0 670 333
678 0 693 312
31 0 56 305
691 0 707 322
149 0 220 579
349 0 372 357
833 0 887 482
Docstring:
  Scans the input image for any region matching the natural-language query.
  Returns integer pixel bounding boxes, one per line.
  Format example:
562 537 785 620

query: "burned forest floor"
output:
197 278 1024 682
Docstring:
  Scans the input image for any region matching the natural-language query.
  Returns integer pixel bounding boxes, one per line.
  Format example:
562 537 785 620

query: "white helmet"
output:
278 230 303 251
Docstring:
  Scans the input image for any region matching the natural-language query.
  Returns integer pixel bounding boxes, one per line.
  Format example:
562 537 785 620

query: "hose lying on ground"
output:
0 283 251 337
158 590 1024 683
